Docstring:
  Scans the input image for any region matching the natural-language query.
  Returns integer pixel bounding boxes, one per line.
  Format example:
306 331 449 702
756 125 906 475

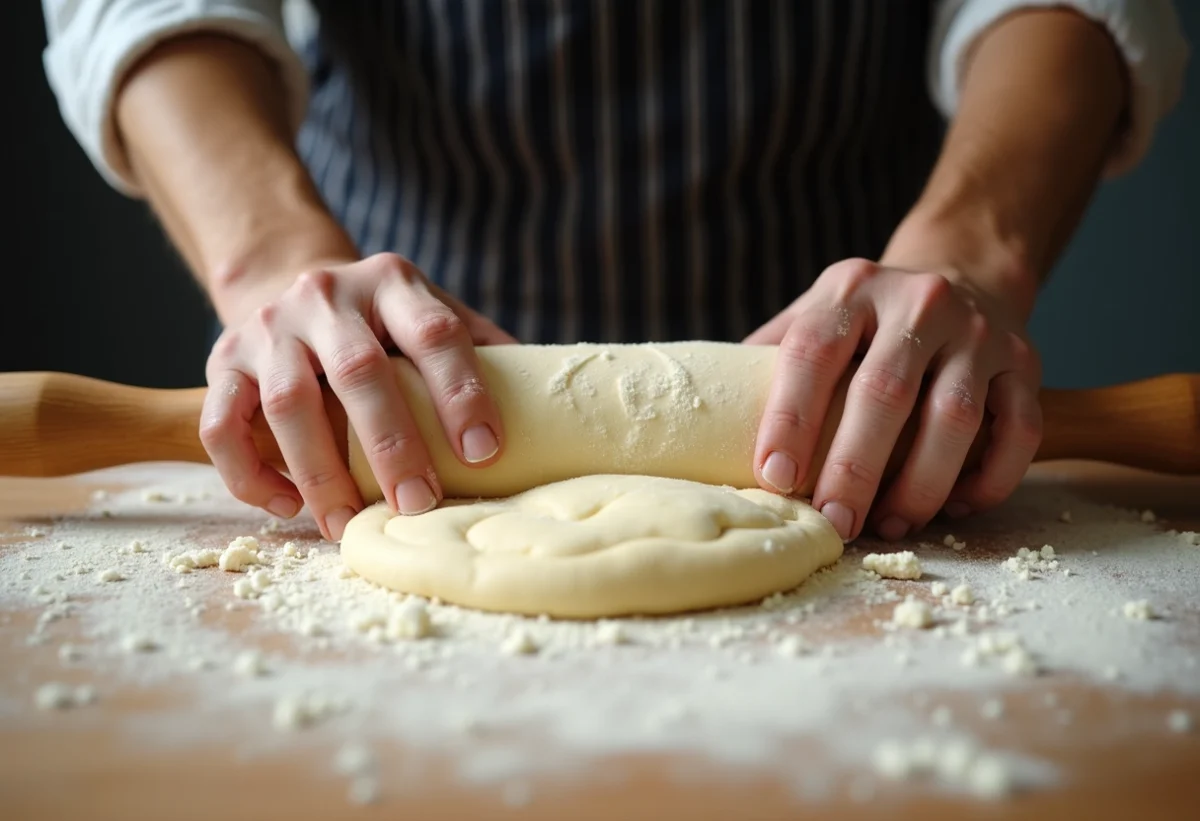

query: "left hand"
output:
745 257 1043 542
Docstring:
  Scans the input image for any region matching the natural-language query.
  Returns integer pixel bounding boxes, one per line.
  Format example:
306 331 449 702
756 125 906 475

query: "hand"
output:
746 258 1042 542
199 252 517 541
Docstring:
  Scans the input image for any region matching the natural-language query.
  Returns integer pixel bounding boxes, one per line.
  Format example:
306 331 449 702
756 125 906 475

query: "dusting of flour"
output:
1 465 1198 807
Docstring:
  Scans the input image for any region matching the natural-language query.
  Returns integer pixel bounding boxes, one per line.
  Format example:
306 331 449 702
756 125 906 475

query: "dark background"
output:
4 3 1197 390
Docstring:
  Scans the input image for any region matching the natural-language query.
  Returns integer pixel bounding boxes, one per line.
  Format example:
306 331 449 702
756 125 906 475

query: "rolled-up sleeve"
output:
41 0 310 195
929 0 1190 176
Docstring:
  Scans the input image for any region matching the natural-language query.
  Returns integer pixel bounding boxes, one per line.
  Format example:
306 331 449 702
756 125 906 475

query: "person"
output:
42 1 1188 544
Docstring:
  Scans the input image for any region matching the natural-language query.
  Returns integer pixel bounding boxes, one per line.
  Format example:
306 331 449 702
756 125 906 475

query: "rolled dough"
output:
347 342 846 501
340 474 843 618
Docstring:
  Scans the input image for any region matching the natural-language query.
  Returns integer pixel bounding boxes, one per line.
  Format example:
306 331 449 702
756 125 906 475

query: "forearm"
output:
883 8 1127 319
115 34 356 325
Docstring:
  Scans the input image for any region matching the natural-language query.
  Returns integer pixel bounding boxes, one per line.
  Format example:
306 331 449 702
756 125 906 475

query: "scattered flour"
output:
2 465 1198 809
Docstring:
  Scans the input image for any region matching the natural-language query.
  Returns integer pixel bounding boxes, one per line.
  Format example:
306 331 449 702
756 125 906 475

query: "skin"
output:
114 10 1126 542
749 8 1127 541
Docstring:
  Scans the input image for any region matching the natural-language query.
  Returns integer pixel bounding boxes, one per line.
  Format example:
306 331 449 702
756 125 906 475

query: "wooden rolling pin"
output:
0 343 1197 501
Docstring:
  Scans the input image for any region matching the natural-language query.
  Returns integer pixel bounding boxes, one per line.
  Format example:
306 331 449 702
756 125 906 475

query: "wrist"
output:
881 203 1039 322
208 218 359 326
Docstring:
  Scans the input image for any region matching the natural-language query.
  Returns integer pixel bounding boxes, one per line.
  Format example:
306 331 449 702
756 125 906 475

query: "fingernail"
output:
325 506 356 541
461 424 500 463
877 516 909 542
761 451 798 494
944 501 971 519
820 501 855 541
267 495 299 519
395 476 438 515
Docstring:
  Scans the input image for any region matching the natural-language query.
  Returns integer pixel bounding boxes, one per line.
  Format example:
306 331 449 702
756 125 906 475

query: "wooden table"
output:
1 461 1198 820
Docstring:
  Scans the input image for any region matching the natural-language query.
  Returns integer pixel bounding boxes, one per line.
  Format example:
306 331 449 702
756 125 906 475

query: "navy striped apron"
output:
291 0 943 344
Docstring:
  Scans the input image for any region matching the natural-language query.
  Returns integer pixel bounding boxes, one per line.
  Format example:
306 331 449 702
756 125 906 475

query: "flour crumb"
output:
892 596 933 629
386 599 432 640
1167 710 1193 734
863 551 922 580
219 536 261 572
58 643 82 664
595 621 629 646
980 699 1004 720
942 535 956 547
96 568 124 583
126 539 147 554
120 634 158 653
272 692 344 731
950 584 975 606
34 682 78 710
501 629 539 655
931 581 948 597
1122 600 1156 621
233 650 269 678
142 490 172 503
1059 510 1072 523
232 578 257 600
775 636 807 658
1140 509 1157 523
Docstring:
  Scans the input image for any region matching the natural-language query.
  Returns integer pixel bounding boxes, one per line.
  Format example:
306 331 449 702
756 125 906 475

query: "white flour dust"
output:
1 464 1198 807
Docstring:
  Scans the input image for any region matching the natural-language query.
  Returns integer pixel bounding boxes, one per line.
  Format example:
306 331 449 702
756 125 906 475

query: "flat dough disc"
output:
340 475 843 619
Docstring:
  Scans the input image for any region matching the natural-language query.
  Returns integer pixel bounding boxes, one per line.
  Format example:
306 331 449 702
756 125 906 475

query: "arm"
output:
114 34 356 323
882 8 1130 318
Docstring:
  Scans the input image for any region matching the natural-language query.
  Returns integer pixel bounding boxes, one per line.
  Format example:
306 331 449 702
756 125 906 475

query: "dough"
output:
347 342 846 502
340 474 843 618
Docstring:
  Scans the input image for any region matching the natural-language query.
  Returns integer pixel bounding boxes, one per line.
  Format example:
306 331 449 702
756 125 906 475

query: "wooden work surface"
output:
1 461 1198 820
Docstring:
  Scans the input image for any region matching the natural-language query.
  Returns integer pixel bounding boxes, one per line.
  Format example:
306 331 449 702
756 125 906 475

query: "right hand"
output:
199 252 517 541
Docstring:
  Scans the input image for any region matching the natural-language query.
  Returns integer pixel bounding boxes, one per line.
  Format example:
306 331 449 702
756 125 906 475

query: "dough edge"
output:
339 475 844 619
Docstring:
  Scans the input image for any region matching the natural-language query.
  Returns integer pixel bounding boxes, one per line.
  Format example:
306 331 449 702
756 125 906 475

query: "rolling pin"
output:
0 343 1197 502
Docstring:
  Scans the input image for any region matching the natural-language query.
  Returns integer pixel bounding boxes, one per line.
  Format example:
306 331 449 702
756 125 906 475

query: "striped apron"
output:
293 0 943 344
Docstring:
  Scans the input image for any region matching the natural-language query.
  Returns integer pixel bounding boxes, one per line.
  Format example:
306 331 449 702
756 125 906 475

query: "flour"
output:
1 465 1198 808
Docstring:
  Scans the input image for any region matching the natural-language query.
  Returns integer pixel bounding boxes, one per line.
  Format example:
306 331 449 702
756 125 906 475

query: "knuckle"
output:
260 375 312 419
371 251 409 276
1006 332 1038 373
412 308 466 351
253 303 283 334
966 313 992 347
778 323 842 378
825 257 878 302
932 390 984 440
896 478 947 517
912 272 953 310
366 428 423 464
761 406 822 441
439 375 488 409
290 468 340 494
822 455 880 493
210 330 241 362
328 343 389 392
854 366 915 415
293 268 337 298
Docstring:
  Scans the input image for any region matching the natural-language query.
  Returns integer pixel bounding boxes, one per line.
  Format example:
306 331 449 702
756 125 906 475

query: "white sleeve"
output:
929 0 1191 176
40 0 310 196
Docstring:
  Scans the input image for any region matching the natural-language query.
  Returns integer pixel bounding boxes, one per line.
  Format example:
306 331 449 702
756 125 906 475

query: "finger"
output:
256 327 364 542
812 323 938 541
945 368 1042 516
380 276 506 469
306 299 442 518
869 352 987 541
753 305 864 497
199 364 301 518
